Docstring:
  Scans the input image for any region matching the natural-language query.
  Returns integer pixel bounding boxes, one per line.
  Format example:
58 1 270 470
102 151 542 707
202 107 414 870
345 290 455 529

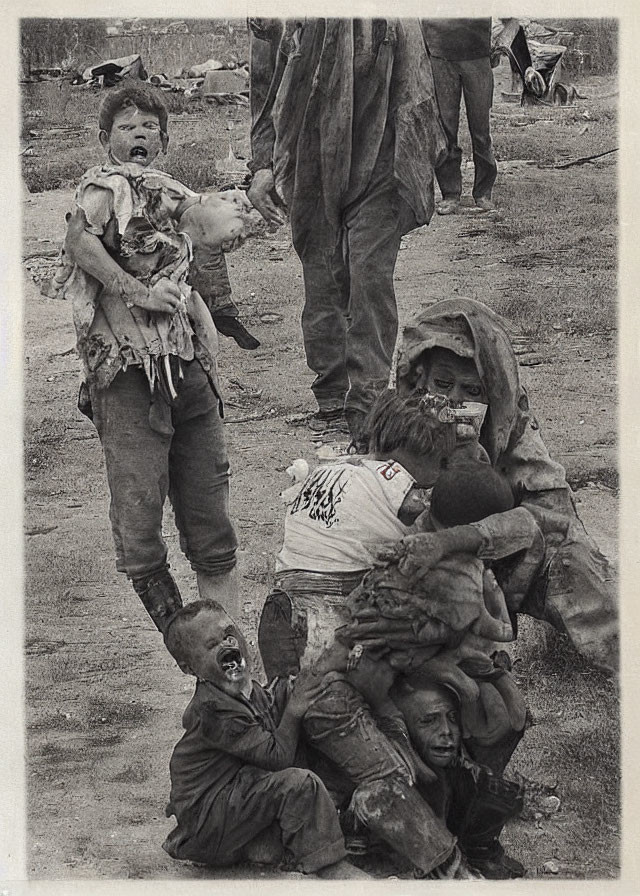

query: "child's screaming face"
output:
100 105 166 167
181 608 251 698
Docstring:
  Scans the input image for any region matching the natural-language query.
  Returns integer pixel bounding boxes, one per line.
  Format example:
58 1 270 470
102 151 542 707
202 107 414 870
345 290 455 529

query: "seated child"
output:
162 599 368 879
391 680 525 879
53 83 255 631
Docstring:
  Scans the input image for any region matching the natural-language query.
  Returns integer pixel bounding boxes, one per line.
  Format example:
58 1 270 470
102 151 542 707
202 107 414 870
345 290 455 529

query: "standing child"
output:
58 83 245 631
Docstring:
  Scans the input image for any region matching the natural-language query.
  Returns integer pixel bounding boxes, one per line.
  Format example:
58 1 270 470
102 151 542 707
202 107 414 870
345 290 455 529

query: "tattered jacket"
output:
249 18 446 247
53 163 220 393
396 298 618 674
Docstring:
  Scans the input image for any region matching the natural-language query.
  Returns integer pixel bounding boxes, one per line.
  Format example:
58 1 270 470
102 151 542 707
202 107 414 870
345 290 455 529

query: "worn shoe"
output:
475 196 495 212
420 846 484 880
213 315 261 350
307 408 348 433
469 852 525 879
436 197 461 216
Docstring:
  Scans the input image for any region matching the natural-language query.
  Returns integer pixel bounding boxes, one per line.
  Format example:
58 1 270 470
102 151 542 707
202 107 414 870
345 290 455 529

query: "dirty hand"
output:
287 668 329 717
247 169 286 226
347 655 396 709
375 532 446 578
136 278 183 314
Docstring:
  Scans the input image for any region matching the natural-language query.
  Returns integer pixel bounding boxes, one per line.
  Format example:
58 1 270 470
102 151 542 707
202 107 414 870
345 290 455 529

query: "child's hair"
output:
164 598 231 670
430 462 515 527
98 83 169 135
365 388 452 458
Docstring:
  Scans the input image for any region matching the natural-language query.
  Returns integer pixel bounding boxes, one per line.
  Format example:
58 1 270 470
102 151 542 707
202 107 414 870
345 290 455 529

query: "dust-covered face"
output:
401 685 461 768
418 347 487 405
180 609 250 696
100 105 166 167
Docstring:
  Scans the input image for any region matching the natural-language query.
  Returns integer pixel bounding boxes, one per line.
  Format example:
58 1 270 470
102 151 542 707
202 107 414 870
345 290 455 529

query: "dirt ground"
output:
23 73 619 880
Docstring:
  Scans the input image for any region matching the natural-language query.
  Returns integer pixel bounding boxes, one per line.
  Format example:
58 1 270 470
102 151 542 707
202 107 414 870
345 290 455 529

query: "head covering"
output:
396 298 521 462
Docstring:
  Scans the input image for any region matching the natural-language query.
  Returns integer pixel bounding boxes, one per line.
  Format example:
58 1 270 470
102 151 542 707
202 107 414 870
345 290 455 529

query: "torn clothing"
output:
165 678 346 872
56 163 220 393
90 362 236 580
397 298 618 674
302 675 455 874
342 507 542 666
249 18 445 417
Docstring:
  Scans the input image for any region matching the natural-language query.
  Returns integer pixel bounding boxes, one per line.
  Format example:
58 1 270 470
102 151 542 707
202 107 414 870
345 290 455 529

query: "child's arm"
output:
65 208 183 314
201 670 327 771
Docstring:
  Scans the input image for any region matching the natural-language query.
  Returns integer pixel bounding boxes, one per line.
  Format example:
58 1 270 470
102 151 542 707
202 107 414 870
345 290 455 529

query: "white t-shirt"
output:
276 457 416 573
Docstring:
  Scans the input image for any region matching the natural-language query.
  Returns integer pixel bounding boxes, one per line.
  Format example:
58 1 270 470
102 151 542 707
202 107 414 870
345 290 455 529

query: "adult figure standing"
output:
421 18 497 214
247 18 445 448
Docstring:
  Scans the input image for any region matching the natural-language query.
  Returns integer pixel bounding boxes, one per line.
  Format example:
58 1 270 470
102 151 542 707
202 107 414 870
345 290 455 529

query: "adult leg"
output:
460 57 497 202
430 56 464 201
294 225 350 414
89 367 182 631
168 361 240 620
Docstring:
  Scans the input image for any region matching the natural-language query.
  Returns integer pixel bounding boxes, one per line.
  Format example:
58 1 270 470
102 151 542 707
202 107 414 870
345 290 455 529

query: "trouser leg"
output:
342 183 412 418
431 56 464 199
213 767 347 873
460 57 497 200
303 679 454 873
297 237 350 412
90 368 182 629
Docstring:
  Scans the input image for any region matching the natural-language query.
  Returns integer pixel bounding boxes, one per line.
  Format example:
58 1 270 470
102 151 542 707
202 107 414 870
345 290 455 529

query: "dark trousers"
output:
165 766 346 873
431 56 497 201
293 155 416 416
90 362 237 580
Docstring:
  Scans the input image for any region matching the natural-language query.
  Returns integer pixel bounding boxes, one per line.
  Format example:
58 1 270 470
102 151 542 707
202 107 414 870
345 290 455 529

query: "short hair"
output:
430 461 514 527
365 389 452 458
164 599 230 671
98 82 169 135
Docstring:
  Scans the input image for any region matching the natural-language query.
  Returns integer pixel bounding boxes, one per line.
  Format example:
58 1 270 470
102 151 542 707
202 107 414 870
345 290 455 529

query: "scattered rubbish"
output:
541 860 560 874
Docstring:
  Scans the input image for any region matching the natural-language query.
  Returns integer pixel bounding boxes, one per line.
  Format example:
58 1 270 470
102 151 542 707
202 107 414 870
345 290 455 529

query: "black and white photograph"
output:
5 7 634 886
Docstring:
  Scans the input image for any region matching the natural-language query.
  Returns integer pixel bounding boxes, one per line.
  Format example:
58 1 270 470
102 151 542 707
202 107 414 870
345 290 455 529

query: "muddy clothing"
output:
61 163 237 587
421 19 497 202
164 678 346 872
418 751 523 866
249 18 445 417
303 674 455 874
397 298 618 674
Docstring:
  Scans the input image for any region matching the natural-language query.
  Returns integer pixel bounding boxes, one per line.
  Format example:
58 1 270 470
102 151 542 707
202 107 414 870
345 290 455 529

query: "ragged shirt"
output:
249 18 446 248
53 163 220 391
167 678 291 840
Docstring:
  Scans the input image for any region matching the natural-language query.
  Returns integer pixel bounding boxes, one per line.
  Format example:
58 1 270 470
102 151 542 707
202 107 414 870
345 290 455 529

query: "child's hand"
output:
286 669 328 718
136 278 183 314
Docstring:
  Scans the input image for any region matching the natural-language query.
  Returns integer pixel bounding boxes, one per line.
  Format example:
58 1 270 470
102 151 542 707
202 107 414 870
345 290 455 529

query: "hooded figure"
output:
396 298 617 676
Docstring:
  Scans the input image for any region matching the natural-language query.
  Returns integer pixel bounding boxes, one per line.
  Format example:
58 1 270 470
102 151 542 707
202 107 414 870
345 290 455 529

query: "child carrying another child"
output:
56 83 259 632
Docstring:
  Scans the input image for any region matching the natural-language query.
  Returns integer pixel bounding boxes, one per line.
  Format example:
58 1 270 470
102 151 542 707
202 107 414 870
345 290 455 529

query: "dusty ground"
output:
23 71 619 880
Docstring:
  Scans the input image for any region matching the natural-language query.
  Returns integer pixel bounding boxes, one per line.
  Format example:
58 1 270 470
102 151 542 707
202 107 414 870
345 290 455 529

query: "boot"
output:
132 568 183 633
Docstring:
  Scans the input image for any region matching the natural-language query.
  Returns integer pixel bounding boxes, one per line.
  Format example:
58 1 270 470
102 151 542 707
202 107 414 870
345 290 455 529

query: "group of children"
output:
59 82 530 879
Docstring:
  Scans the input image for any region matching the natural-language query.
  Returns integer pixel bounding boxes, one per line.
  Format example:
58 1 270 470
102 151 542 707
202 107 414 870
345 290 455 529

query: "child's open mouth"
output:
218 647 244 675
130 146 148 161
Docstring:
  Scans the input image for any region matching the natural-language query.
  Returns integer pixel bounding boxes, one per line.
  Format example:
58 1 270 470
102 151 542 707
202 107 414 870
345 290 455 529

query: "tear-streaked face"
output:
100 105 164 167
400 685 461 768
181 609 250 696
